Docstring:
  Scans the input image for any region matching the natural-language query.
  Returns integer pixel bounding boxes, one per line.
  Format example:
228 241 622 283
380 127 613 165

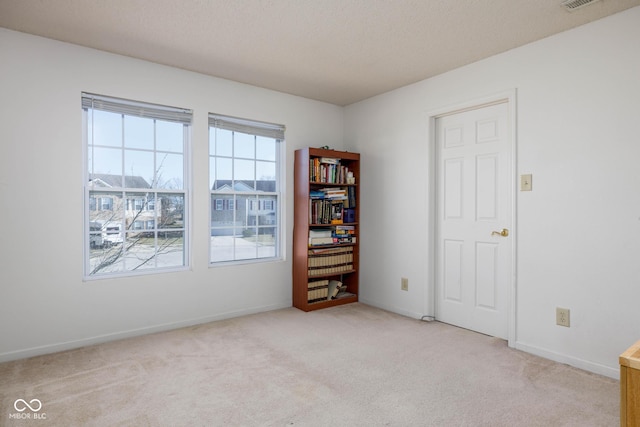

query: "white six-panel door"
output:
435 101 512 339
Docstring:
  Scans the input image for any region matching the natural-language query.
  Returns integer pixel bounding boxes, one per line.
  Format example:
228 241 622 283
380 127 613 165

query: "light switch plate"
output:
521 174 532 191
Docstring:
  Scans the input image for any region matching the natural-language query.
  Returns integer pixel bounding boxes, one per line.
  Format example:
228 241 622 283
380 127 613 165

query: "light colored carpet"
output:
0 303 619 426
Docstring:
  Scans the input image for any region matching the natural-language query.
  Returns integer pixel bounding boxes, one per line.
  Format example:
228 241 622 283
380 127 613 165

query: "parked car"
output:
103 223 123 246
89 222 104 249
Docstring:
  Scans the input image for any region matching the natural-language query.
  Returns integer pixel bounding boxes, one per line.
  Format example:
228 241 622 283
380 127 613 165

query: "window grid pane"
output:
84 93 191 278
209 114 283 265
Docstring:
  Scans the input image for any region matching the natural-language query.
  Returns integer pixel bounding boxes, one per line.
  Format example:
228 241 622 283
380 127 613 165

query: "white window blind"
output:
209 113 285 140
82 93 192 124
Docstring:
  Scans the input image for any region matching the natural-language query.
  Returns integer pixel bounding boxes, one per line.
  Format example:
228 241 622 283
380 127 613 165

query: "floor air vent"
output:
561 0 600 11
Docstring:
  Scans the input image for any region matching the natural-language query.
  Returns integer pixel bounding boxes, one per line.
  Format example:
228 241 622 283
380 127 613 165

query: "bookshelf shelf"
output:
293 147 360 311
306 270 357 278
310 182 357 186
310 223 358 227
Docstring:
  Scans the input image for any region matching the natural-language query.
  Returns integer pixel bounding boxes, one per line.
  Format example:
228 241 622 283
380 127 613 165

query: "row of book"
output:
309 199 344 225
310 187 356 208
307 279 345 303
307 285 329 302
308 228 357 246
308 263 354 277
308 246 354 256
331 225 356 244
333 236 356 244
309 202 356 226
334 225 355 236
307 247 353 268
310 187 346 199
309 157 352 184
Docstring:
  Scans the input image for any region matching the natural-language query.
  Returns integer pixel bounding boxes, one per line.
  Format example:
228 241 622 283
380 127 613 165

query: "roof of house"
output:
212 180 276 193
89 173 151 189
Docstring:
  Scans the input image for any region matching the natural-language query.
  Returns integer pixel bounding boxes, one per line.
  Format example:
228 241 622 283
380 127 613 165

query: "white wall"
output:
0 28 344 361
2 7 639 378
344 6 640 378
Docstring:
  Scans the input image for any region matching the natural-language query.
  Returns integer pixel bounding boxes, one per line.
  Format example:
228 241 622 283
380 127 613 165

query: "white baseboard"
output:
359 297 426 321
0 302 290 363
515 341 619 379
360 298 619 380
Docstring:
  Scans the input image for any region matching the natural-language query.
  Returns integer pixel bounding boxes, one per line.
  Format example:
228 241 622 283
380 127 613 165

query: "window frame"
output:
208 113 285 266
82 93 192 280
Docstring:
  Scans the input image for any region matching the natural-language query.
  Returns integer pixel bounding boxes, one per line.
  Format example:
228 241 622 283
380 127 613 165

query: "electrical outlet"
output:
401 277 409 291
556 307 570 327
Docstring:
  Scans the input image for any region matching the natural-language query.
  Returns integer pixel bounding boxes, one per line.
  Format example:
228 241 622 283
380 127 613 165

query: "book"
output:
320 157 340 165
309 229 332 238
335 225 355 234
331 202 343 224
309 236 334 246
343 208 355 223
320 188 347 199
333 236 356 244
335 291 356 299
349 187 357 207
328 280 342 299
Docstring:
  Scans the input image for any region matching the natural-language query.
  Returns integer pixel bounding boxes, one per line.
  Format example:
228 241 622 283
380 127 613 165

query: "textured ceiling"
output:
1 0 639 105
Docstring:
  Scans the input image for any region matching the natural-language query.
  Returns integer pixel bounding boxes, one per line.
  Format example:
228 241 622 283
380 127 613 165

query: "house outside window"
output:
83 93 192 278
209 113 284 264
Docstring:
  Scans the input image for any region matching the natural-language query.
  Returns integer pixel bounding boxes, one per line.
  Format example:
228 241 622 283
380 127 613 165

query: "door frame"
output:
425 89 517 347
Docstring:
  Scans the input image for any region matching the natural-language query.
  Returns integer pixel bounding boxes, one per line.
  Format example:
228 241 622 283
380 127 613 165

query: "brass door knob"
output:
491 228 509 237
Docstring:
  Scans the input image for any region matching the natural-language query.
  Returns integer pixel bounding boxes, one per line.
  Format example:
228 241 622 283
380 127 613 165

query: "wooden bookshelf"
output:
293 147 360 311
620 340 640 426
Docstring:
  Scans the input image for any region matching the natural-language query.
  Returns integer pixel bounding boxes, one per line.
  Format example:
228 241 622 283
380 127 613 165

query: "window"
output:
100 197 113 211
213 199 236 211
132 198 145 211
83 93 192 278
209 113 284 264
